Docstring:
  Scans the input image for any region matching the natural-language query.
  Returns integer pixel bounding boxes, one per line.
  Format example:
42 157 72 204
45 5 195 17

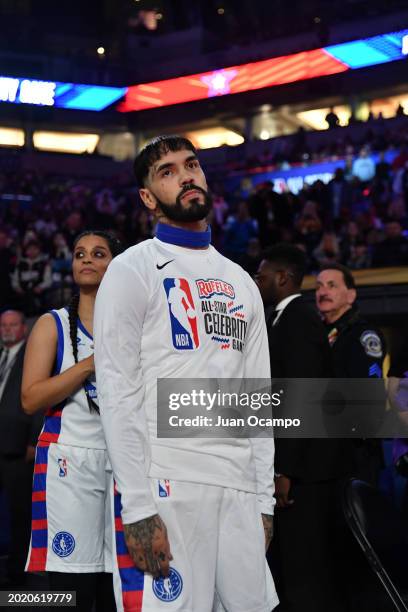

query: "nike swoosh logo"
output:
156 259 174 270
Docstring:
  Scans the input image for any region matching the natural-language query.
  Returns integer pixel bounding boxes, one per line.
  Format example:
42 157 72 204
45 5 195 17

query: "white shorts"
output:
26 442 113 573
112 480 279 612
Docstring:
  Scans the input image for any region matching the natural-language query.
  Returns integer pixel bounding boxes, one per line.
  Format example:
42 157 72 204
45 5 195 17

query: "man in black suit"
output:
256 244 351 612
0 310 43 586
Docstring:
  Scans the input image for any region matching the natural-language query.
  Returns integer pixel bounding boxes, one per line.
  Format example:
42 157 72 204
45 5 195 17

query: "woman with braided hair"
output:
21 230 123 611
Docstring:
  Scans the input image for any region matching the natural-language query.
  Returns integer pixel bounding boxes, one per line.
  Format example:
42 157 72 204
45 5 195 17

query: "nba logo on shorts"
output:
158 479 170 497
58 458 67 478
152 567 183 602
163 278 200 350
52 532 75 558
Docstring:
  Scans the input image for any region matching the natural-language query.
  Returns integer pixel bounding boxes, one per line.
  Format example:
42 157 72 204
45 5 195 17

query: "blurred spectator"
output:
371 220 408 267
346 240 372 270
239 237 262 276
94 189 118 230
224 201 258 262
11 241 52 315
63 211 85 248
34 210 57 241
325 107 340 129
312 231 341 267
340 221 362 262
294 211 322 262
48 233 73 308
327 167 351 222
352 148 376 184
396 103 406 118
0 230 15 311
392 144 408 171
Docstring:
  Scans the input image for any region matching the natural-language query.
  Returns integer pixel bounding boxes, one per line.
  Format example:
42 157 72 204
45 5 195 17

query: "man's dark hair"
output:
262 243 307 287
319 263 356 289
134 135 197 187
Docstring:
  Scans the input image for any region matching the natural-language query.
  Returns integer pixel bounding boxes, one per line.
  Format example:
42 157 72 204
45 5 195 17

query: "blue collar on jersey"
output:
156 222 211 248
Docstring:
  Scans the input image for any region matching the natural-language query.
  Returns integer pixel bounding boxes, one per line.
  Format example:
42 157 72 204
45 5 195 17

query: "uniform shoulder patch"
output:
360 330 383 358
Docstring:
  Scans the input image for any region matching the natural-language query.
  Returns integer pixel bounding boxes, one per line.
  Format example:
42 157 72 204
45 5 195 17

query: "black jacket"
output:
266 296 352 482
0 343 44 456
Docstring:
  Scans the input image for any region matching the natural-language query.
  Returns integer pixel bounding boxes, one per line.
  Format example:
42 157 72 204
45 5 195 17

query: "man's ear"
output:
139 188 157 212
347 288 357 305
278 270 287 287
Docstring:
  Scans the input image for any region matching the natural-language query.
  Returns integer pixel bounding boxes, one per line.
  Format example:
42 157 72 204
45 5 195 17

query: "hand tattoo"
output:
124 514 172 578
262 513 273 552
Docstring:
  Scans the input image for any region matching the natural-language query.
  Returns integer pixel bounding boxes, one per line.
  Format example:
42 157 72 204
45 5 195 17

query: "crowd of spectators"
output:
0 120 408 316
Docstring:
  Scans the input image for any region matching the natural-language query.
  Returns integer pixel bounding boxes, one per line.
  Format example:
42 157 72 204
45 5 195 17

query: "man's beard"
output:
155 184 213 223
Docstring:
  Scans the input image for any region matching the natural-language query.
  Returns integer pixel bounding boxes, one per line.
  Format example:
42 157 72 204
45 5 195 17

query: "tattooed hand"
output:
261 514 273 552
123 514 173 577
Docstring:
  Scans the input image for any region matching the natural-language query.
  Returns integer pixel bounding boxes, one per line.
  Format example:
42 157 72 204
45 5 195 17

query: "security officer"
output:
315 263 386 483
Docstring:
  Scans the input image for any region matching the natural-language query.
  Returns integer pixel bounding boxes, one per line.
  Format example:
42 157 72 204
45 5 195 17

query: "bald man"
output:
0 310 43 587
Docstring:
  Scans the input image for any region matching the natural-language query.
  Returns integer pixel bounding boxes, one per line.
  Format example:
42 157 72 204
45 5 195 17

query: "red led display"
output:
118 48 348 112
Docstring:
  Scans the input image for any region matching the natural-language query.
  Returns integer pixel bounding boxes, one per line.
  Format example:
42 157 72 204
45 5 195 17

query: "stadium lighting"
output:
185 127 244 149
0 127 25 147
97 47 105 56
33 131 100 154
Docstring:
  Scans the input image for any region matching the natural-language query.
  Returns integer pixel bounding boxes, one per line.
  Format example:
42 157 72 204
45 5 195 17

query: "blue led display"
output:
325 29 408 69
0 76 127 111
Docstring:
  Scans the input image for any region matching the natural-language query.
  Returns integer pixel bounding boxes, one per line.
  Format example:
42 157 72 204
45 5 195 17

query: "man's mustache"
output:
178 184 207 199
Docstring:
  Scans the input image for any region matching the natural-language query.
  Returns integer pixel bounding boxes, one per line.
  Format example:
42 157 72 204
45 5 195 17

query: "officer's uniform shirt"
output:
325 304 385 378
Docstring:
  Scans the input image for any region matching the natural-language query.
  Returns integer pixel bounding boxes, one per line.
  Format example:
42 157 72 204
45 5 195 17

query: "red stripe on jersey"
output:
32 519 48 530
34 463 47 474
45 406 63 416
115 517 123 532
122 590 143 612
26 547 47 571
117 554 135 569
37 440 51 448
32 491 46 502
38 432 60 443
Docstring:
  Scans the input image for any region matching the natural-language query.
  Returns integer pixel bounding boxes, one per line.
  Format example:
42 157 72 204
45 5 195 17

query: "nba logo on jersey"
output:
163 278 200 350
58 458 67 478
158 479 170 497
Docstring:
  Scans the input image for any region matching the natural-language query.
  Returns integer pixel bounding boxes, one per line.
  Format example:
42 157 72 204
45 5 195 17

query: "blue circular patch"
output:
152 567 183 602
52 532 75 558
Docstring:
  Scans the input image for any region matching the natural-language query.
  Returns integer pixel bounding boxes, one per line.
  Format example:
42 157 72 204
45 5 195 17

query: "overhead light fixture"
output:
185 127 243 150
33 131 99 154
0 127 25 147
260 130 270 140
97 47 105 56
217 7 225 15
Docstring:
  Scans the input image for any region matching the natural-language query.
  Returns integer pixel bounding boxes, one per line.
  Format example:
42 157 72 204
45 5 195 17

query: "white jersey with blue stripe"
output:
39 307 105 450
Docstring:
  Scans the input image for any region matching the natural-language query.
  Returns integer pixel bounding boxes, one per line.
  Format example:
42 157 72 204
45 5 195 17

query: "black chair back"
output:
343 478 408 612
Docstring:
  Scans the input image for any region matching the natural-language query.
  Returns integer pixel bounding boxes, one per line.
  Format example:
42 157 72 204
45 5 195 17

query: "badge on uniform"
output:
158 479 171 497
360 330 383 358
328 327 338 346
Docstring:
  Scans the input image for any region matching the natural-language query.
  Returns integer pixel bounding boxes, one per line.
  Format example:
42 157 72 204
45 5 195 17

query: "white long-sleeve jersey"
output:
94 237 275 524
